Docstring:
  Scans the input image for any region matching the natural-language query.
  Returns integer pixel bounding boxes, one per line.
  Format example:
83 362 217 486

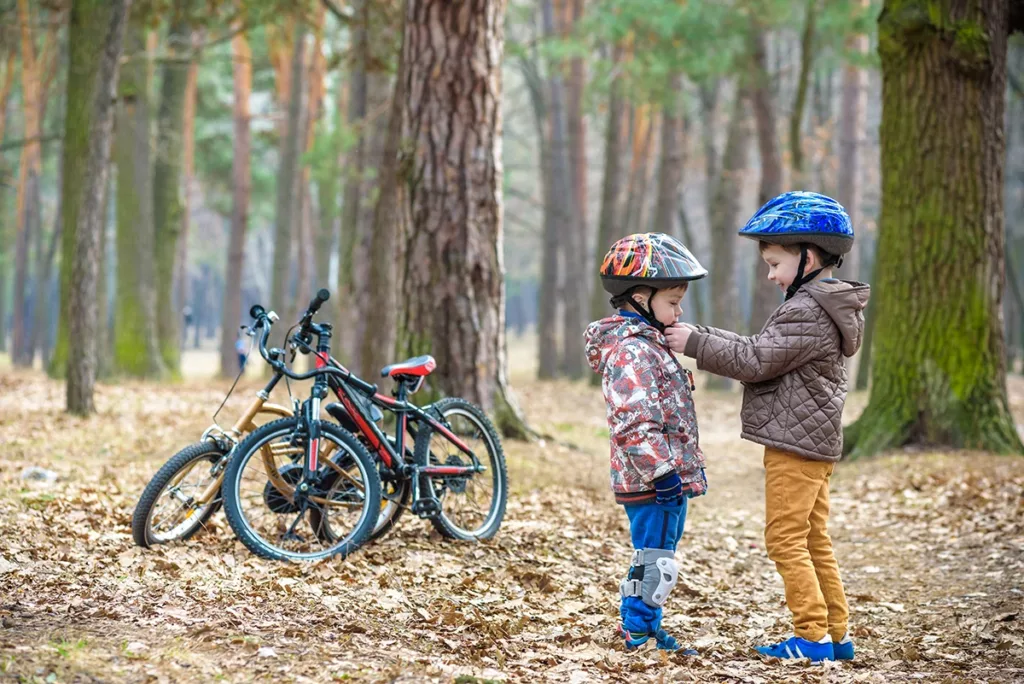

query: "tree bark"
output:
0 50 13 355
836 0 869 282
12 0 46 367
360 5 407 388
789 0 817 189
561 0 587 379
152 11 192 375
652 75 684 237
66 0 131 414
519 11 558 380
337 0 370 362
748 22 784 333
114 16 164 377
220 30 252 377
699 81 720 215
707 89 752 390
96 180 113 379
176 30 201 347
623 106 655 233
844 0 1023 457
272 23 307 333
540 0 573 378
297 4 326 309
391 0 527 436
589 44 625 388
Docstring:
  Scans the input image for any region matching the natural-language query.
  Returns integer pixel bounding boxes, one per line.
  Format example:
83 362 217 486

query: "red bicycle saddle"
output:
380 355 436 378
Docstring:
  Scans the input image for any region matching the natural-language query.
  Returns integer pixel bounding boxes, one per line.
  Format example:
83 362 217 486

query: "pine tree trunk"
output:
707 89 751 391
749 23 784 333
699 81 720 214
96 179 114 378
0 50 14 355
220 31 252 377
561 0 587 379
845 0 1023 457
652 75 684 238
152 13 191 375
518 13 557 381
272 23 307 333
633 111 658 234
176 30 201 347
589 44 625 387
12 0 43 367
836 0 869 281
393 0 524 435
66 0 131 414
360 6 407 387
540 0 573 377
30 164 62 369
114 17 164 377
789 0 817 189
337 0 370 362
623 107 655 233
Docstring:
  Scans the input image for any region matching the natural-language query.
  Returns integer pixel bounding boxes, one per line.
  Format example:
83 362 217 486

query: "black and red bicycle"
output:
221 290 508 561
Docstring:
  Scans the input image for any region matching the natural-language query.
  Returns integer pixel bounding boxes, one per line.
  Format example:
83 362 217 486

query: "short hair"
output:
758 240 837 266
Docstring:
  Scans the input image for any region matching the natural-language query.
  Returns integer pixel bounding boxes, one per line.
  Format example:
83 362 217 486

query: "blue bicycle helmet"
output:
739 191 854 299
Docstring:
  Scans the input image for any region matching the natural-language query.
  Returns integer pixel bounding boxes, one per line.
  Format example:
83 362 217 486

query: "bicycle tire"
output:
132 441 228 548
413 398 508 541
222 418 381 561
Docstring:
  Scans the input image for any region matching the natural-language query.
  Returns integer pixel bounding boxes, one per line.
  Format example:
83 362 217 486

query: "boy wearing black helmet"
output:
667 191 871 662
584 232 708 653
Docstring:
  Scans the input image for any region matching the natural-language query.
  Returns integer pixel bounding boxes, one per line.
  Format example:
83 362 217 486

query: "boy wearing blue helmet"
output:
666 192 870 663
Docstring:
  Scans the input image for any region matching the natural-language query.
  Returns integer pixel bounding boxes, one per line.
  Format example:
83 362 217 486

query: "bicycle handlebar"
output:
248 296 378 396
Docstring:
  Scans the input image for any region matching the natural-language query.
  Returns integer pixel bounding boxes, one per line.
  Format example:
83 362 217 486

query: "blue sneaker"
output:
755 635 834 662
832 633 854 660
617 625 698 654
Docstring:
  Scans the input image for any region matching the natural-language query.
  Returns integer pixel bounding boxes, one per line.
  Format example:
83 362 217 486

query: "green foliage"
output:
193 27 276 225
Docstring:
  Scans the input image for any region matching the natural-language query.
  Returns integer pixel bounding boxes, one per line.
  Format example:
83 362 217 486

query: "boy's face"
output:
761 244 820 293
634 285 688 326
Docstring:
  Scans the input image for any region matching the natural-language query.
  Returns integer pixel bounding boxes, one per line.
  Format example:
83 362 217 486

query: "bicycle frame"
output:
315 351 481 478
188 371 293 507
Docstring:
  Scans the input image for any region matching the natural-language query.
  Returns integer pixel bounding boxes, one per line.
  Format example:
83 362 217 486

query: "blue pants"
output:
620 497 688 634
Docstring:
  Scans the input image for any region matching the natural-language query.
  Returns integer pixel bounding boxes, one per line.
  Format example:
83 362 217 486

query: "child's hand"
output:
664 323 694 354
654 472 684 505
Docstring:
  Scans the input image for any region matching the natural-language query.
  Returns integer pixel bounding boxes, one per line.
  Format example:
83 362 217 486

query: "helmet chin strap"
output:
785 245 825 301
631 291 666 333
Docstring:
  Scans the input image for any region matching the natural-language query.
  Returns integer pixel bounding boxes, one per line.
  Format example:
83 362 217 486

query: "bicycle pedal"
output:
411 497 442 518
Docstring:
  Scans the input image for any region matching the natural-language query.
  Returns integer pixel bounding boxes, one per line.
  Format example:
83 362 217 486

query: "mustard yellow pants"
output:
763 447 849 642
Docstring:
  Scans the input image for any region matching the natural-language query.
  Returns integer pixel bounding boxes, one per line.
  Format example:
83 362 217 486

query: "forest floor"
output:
1 338 1023 683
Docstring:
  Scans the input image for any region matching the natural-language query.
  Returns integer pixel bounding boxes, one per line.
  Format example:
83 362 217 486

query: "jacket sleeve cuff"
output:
683 331 702 358
651 462 675 482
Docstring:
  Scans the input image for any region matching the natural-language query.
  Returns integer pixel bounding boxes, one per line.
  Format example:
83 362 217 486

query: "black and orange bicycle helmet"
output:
600 233 707 295
599 233 706 331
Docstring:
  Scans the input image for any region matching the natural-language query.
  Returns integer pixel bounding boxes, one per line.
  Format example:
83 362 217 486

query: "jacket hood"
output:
584 315 665 374
802 279 871 357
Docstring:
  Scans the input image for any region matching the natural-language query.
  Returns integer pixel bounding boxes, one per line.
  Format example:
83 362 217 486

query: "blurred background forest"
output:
1 0 1023 451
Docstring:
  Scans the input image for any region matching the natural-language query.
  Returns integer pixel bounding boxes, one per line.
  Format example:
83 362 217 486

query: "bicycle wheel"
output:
222 418 381 561
132 441 229 548
310 442 411 545
413 398 508 540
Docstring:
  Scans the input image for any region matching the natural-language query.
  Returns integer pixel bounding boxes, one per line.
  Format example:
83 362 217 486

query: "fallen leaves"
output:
0 368 1023 682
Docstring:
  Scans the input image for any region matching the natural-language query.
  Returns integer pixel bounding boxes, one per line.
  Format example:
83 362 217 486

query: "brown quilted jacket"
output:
682 279 870 462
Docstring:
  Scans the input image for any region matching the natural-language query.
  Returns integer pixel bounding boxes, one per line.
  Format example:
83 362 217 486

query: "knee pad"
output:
619 548 679 607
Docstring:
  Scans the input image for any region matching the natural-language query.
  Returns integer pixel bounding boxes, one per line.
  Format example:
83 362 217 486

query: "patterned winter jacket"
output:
584 314 707 503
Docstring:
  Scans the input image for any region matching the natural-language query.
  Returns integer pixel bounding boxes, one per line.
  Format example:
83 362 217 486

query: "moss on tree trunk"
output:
845 0 1023 458
152 14 191 377
114 16 164 378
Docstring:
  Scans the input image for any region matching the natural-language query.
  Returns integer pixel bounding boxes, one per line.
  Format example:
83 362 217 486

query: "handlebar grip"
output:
306 289 330 316
250 304 265 319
